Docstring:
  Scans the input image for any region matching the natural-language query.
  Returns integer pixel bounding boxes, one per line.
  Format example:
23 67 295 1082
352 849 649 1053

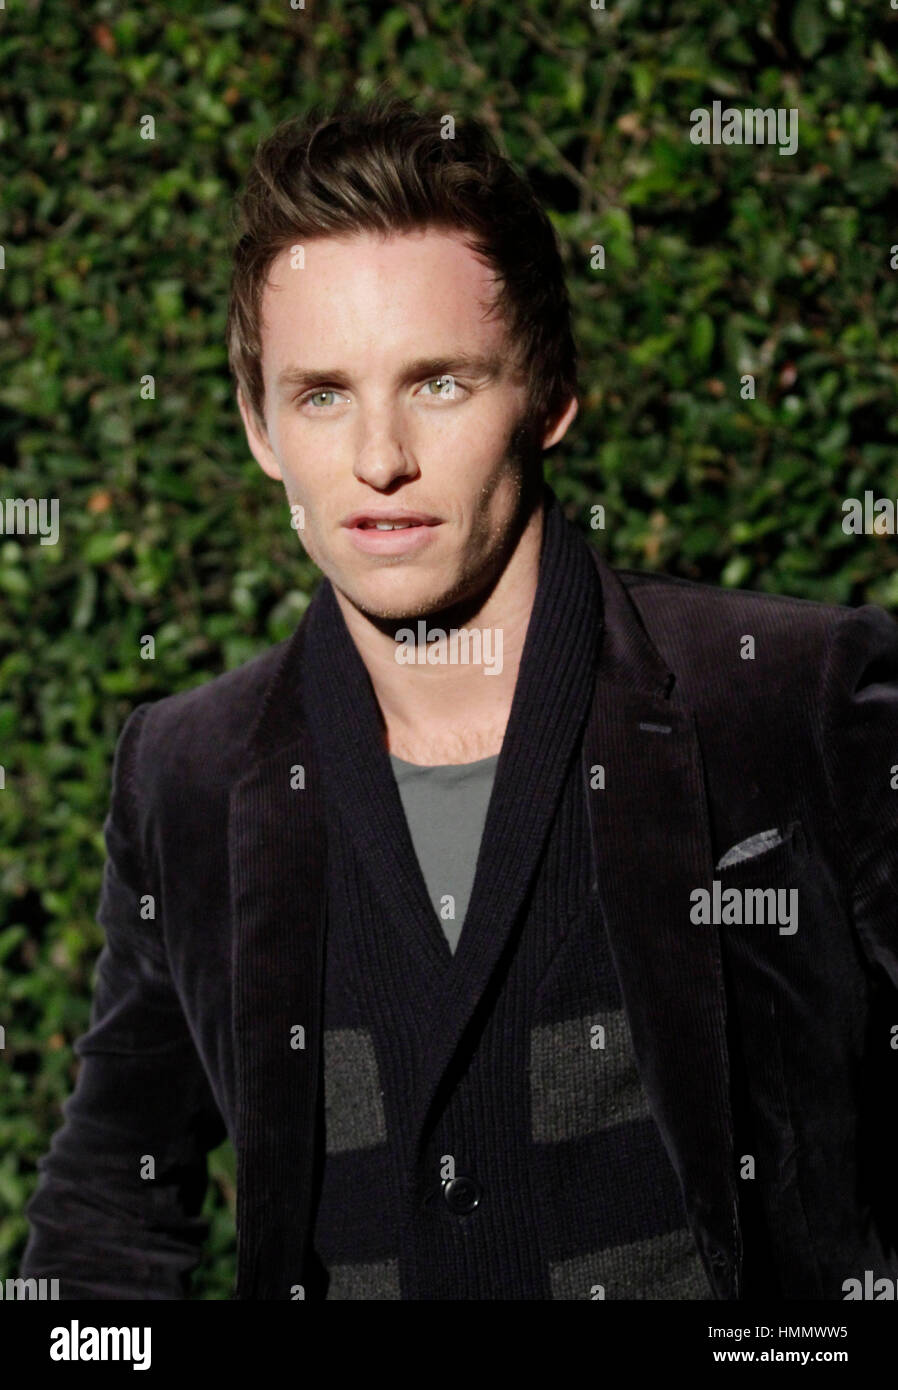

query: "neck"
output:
332 499 545 765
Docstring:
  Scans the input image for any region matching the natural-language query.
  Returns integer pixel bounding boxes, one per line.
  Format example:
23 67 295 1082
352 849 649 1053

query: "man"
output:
20 96 898 1301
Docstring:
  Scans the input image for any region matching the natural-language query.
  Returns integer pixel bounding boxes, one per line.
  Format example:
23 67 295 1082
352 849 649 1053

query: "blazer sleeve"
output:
822 602 898 987
19 701 227 1299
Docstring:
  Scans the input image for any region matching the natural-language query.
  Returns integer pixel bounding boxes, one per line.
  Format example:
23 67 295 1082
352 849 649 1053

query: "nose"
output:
352 404 419 489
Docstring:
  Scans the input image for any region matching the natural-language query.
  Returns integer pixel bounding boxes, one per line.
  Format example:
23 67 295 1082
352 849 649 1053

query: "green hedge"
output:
2 0 897 1297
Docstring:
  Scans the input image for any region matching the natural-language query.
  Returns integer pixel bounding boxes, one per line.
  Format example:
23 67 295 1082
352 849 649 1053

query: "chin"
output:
339 571 462 623
354 586 447 622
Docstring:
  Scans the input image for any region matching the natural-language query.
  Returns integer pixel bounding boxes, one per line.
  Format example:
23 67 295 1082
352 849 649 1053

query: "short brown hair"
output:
226 93 578 442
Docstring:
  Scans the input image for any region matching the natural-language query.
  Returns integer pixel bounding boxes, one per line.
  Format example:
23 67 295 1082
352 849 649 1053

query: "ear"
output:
237 387 282 481
542 394 578 450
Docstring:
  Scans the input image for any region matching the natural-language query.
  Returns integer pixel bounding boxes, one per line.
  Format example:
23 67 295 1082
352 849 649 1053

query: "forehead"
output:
258 228 507 371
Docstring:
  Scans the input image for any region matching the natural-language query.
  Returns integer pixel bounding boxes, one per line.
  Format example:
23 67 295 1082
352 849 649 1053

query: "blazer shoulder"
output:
128 630 298 799
616 565 858 639
609 565 898 690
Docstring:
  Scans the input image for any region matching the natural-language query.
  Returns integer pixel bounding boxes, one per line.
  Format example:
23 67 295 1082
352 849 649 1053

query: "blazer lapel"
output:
229 612 328 1300
581 550 741 1299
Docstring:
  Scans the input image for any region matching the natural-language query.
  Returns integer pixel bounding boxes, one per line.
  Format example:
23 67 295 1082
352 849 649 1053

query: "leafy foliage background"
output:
2 0 897 1297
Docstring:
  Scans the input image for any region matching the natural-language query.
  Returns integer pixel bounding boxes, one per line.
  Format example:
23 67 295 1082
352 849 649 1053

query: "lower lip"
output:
345 522 441 554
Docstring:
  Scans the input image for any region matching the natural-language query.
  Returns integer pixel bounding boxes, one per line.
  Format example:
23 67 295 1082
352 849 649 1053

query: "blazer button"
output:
443 1175 481 1214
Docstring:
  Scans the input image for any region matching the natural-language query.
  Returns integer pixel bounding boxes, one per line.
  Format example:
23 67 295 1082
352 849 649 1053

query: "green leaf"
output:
689 312 714 367
792 0 826 59
81 532 131 565
202 6 246 29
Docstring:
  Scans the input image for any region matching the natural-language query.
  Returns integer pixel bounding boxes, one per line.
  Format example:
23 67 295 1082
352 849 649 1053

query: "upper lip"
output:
342 510 441 528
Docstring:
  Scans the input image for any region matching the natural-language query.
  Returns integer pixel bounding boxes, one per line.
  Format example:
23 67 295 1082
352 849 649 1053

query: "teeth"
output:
372 521 413 530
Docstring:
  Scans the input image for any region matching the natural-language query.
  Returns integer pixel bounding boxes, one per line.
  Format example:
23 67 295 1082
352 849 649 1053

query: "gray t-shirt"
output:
389 752 500 955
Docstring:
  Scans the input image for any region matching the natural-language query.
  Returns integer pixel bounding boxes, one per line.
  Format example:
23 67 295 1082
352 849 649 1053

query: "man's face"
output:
239 227 575 620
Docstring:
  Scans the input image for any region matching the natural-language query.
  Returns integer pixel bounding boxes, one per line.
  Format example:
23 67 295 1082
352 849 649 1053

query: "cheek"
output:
435 406 523 468
268 421 321 496
269 409 303 459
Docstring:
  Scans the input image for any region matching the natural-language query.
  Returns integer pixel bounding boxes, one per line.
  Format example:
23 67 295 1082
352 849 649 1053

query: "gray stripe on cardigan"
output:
530 1011 652 1142
323 1028 387 1154
549 1228 711 1300
325 1259 401 1300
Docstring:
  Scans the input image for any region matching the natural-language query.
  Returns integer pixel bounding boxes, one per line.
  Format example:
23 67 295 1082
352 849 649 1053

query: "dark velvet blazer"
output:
19 510 898 1300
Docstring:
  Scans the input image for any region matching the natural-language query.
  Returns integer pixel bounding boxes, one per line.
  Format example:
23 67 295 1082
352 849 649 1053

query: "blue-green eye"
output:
424 376 455 396
308 390 337 407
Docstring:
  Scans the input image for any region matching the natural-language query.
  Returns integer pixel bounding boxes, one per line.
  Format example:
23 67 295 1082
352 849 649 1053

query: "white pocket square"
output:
716 828 784 870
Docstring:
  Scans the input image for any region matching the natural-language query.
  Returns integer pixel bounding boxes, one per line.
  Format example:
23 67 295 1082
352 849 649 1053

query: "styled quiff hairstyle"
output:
226 93 578 443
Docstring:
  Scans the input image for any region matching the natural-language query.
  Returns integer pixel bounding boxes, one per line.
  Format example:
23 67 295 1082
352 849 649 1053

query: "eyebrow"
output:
274 353 504 396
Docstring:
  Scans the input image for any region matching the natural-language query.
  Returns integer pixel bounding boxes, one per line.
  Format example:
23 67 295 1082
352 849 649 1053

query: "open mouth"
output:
345 513 441 530
344 515 442 550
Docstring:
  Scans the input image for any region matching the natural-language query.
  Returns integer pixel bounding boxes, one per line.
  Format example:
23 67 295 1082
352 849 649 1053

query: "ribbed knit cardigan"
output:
299 487 712 1300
